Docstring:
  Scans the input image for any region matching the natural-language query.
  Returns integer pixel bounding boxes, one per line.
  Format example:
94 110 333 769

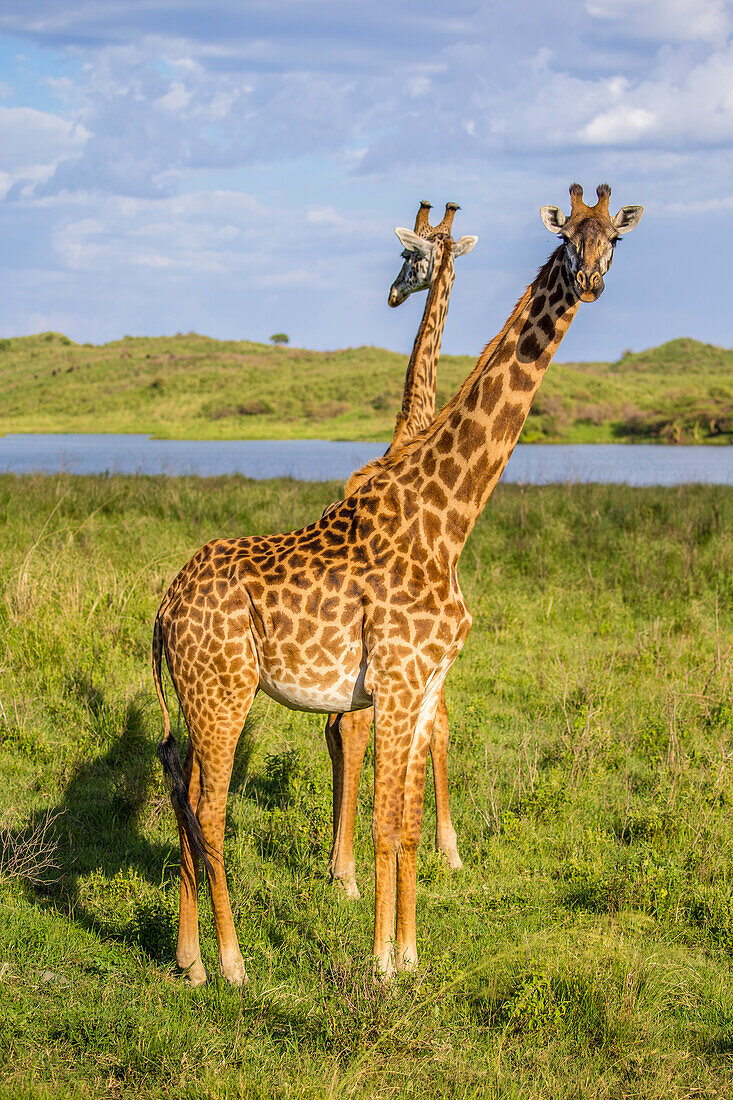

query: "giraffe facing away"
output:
153 183 643 984
326 201 478 898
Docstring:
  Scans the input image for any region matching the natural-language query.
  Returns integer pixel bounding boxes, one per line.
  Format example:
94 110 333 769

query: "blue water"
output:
1 434 732 486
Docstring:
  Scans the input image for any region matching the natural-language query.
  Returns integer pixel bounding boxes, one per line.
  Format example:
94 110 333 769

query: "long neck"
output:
390 246 579 561
386 242 455 454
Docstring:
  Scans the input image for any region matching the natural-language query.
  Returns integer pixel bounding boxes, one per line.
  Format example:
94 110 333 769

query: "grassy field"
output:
2 473 733 1098
1 331 732 444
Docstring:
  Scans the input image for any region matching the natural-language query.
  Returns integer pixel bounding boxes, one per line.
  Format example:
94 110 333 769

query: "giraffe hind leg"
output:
157 732 209 984
175 743 206 985
326 708 371 899
191 680 259 987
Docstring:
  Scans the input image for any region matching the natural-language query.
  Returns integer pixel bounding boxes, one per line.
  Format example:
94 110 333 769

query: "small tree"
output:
270 333 289 346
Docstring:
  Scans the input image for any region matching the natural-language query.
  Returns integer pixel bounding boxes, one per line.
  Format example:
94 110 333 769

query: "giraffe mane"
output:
392 239 454 417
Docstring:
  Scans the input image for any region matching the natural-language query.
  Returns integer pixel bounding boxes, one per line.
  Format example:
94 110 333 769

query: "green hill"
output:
0 332 731 443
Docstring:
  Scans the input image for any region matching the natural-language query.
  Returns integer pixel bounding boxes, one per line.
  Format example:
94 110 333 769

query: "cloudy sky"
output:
0 0 731 360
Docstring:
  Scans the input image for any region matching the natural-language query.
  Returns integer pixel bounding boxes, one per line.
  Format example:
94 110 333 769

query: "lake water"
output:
1 433 733 486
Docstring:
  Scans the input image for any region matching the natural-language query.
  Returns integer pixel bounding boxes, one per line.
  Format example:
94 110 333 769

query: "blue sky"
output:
0 0 731 360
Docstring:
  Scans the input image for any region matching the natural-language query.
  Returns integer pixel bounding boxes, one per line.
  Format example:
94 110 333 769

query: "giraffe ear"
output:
540 205 567 234
612 205 643 235
394 227 433 258
452 235 478 258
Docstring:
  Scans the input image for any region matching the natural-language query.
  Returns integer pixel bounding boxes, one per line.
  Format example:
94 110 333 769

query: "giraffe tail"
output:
152 614 216 882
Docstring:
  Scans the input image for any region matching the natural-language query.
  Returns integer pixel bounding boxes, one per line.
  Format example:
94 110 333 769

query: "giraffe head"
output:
540 183 643 303
388 200 478 307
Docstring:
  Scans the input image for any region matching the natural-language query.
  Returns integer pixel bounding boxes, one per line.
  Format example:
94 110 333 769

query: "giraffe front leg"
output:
395 675 445 971
371 674 438 976
327 708 371 899
430 689 462 871
371 682 415 977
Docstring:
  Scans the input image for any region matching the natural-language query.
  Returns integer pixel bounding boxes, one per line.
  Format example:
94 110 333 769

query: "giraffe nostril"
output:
576 271 587 290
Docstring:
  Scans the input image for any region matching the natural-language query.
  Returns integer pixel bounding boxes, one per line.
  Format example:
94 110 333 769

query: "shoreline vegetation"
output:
1 331 731 445
1 474 733 1097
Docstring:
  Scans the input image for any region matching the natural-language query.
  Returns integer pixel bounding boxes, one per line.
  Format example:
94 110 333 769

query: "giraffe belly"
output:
258 668 372 714
252 613 371 713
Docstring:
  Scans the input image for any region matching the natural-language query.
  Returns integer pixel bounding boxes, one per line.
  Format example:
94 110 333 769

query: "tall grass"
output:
1 473 733 1097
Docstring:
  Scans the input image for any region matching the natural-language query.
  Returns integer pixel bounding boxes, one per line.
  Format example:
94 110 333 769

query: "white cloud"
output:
586 0 731 42
581 106 656 144
47 189 385 285
0 105 88 196
12 3 732 206
665 192 733 214
577 42 733 147
156 81 192 112
305 206 348 227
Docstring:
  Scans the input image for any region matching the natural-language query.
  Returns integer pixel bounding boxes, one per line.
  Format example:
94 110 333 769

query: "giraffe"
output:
153 183 642 984
326 201 478 898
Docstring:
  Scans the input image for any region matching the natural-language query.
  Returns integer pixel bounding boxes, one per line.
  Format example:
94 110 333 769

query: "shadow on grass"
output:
10 690 336 968
13 691 180 961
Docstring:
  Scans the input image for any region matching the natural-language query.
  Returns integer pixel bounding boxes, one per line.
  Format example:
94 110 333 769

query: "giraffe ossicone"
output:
154 183 642 984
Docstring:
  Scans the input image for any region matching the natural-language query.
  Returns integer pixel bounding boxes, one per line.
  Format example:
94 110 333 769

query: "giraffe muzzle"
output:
575 268 604 302
388 285 406 308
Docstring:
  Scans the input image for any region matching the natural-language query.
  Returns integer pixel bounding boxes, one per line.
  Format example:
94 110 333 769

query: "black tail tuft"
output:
157 733 216 882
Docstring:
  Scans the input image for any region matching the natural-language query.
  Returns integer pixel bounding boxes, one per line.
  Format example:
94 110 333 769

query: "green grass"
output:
1 331 732 443
2 474 733 1097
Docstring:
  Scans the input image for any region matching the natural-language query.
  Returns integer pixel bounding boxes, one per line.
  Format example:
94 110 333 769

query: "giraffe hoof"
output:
373 954 395 982
181 960 208 987
436 829 463 871
441 847 463 872
220 956 248 986
333 874 360 900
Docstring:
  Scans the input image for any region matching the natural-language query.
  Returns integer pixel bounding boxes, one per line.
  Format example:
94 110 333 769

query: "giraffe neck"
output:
384 246 579 561
387 241 455 453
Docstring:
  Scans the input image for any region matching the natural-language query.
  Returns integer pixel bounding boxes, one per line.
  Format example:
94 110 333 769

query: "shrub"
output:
305 401 350 421
207 399 273 419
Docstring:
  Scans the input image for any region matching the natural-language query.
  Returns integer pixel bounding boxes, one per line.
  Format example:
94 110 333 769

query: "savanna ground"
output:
1 473 733 1099
1 331 732 444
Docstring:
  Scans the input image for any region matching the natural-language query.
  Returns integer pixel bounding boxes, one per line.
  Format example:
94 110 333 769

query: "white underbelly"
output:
258 671 372 714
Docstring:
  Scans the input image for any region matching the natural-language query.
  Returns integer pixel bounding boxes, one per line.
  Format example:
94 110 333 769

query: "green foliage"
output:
1 331 732 442
1 475 733 1097
269 332 290 346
